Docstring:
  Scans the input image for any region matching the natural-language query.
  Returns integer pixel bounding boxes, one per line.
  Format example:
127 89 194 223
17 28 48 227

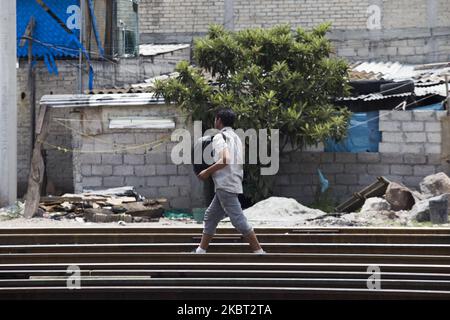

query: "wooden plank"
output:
2 252 450 265
40 196 84 204
23 106 51 218
82 186 136 197
2 227 450 235
1 278 450 291
2 242 450 255
35 105 48 135
19 17 35 47
3 233 450 245
2 269 450 281
0 286 449 300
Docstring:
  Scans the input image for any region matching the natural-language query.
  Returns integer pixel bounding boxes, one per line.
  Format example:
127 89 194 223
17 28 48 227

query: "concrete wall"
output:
274 152 447 205
16 46 190 197
274 110 450 206
71 104 206 209
69 107 450 209
139 0 225 43
139 0 450 63
379 110 445 154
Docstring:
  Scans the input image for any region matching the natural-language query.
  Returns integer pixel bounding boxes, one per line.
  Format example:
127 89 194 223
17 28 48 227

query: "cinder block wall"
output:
139 0 450 63
71 104 206 210
273 110 450 205
17 47 190 196
379 110 446 154
274 152 447 205
51 106 450 209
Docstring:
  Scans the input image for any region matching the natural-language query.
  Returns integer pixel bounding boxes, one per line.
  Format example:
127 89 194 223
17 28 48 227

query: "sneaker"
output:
253 249 267 255
191 247 206 254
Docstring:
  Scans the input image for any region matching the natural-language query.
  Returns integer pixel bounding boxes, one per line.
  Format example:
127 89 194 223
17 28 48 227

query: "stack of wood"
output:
38 187 167 223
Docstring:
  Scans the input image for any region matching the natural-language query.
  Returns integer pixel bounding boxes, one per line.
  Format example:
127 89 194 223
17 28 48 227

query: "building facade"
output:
139 0 450 63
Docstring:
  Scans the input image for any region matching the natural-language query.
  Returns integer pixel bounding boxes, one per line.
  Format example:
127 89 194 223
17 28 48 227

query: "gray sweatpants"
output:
203 189 253 236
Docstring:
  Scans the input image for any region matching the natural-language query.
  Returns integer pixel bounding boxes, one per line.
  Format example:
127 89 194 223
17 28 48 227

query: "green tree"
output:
154 23 351 204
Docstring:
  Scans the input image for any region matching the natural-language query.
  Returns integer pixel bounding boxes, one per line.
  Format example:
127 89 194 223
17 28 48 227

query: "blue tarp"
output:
17 0 98 89
17 0 80 58
325 111 381 153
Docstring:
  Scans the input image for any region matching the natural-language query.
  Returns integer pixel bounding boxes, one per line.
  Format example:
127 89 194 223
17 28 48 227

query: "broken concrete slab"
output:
420 172 450 198
361 197 391 213
83 208 133 223
121 202 164 218
385 182 416 211
410 193 450 222
82 186 140 198
37 187 167 223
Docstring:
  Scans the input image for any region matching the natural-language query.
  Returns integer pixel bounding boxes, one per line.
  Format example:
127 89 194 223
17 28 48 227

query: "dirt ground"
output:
0 214 449 228
1 196 449 229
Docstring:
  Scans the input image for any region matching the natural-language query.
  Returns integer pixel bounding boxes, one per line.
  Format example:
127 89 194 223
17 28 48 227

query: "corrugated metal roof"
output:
40 93 165 108
350 61 450 97
415 83 449 97
139 44 190 57
83 73 179 95
352 62 416 81
349 70 383 81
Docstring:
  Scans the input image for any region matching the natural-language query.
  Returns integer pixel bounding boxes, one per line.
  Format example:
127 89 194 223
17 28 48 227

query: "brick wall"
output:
16 46 190 196
274 110 450 205
139 0 450 63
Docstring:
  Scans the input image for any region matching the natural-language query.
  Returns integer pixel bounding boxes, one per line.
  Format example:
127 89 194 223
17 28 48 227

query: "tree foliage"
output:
154 23 352 203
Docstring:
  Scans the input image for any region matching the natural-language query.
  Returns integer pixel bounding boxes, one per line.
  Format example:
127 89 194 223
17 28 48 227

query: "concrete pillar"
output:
427 0 439 62
0 0 17 207
367 0 384 60
224 0 234 31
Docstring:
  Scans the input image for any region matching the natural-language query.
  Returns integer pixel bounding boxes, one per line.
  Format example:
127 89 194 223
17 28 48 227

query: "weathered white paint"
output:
0 0 17 207
109 117 176 129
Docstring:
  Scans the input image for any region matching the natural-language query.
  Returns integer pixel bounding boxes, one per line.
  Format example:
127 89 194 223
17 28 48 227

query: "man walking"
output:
193 109 265 254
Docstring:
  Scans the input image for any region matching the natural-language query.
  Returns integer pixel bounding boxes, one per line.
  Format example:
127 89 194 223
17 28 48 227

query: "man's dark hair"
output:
216 108 236 127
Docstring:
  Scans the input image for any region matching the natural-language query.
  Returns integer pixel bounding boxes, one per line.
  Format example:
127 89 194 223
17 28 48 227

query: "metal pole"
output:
0 0 18 207
79 0 84 93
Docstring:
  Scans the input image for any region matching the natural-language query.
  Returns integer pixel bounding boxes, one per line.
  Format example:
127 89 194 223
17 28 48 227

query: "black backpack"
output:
192 132 226 175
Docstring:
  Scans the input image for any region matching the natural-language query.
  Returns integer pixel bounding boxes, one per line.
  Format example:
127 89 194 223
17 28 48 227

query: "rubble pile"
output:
355 172 450 226
0 202 24 221
37 187 167 223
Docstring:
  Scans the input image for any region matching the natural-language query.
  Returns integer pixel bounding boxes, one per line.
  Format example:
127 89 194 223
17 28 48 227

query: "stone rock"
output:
411 194 450 222
420 172 450 198
385 182 416 211
361 197 391 213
